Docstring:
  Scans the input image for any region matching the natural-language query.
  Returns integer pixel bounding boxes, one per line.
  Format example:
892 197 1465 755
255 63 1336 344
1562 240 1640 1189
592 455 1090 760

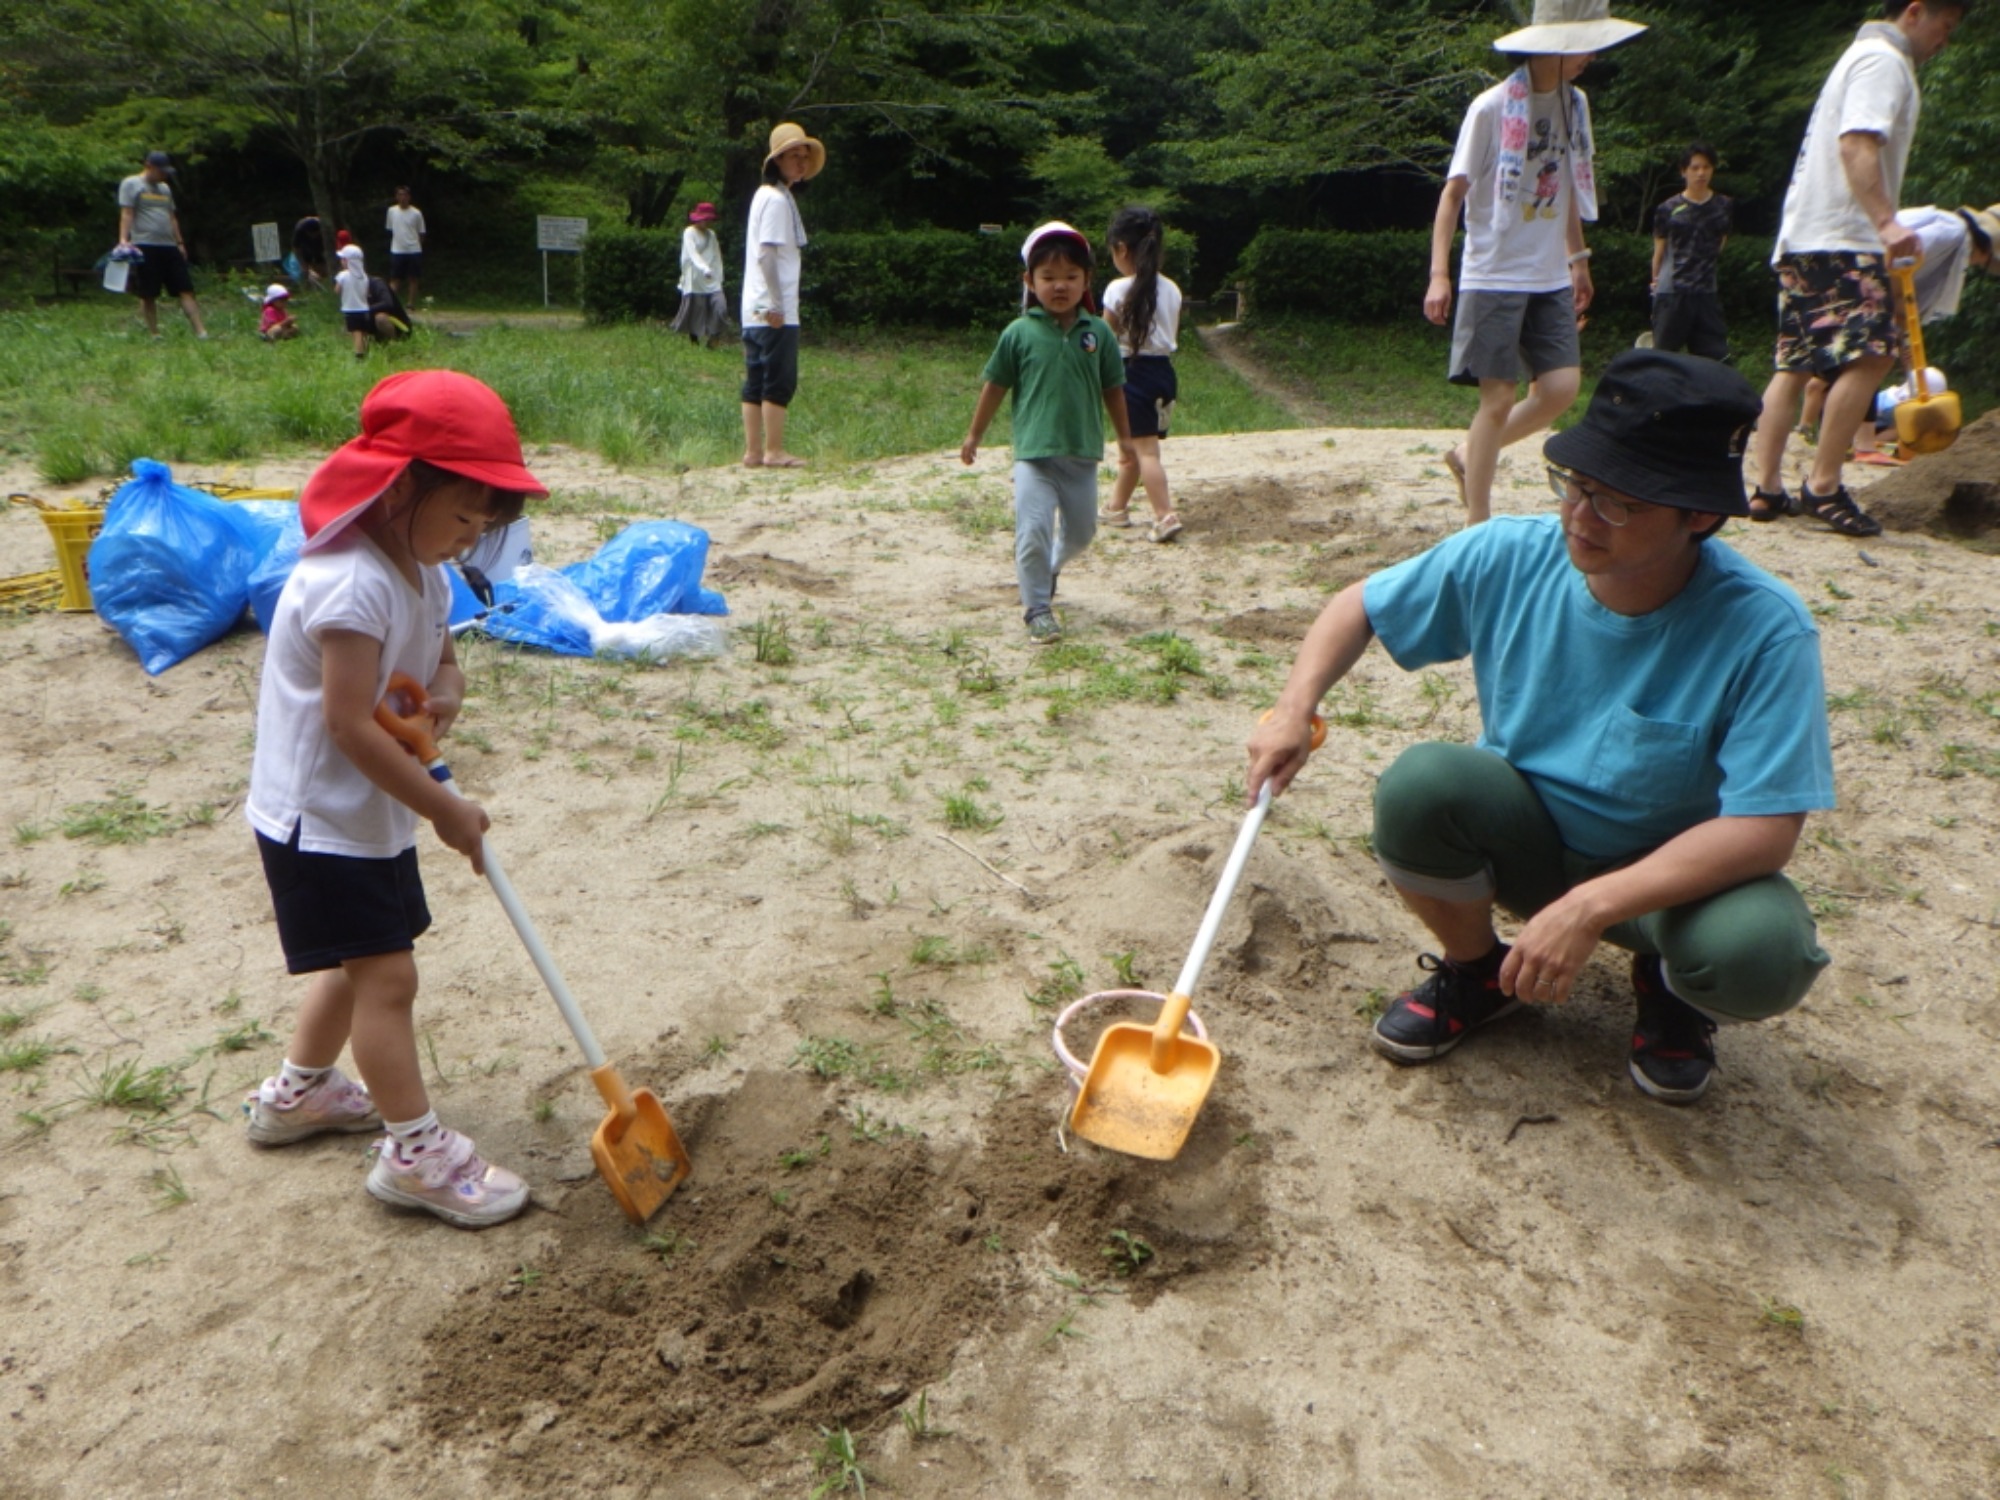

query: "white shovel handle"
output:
1170 783 1271 1001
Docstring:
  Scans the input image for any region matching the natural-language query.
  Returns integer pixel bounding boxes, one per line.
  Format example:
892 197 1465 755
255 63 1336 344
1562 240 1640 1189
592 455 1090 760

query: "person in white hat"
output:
1422 0 1645 525
334 242 374 358
259 283 298 342
1745 0 1970 538
741 121 826 468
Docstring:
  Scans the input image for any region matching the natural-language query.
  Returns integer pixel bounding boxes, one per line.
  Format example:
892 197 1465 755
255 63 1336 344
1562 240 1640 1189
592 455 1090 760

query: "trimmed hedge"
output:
583 223 1196 329
1237 228 1780 333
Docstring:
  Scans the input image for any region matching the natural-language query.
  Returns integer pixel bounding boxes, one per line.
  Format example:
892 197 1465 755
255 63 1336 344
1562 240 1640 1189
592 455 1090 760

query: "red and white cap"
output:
299 370 548 553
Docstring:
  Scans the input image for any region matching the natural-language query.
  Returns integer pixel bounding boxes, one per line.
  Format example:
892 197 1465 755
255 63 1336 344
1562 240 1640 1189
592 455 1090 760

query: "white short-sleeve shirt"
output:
1774 31 1919 259
741 184 805 326
385 205 427 254
1103 275 1183 357
1447 81 1585 294
336 264 370 312
247 531 451 858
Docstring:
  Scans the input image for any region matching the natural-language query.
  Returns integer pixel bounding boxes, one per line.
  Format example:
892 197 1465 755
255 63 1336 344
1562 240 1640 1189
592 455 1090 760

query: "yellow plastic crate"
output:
38 504 107 611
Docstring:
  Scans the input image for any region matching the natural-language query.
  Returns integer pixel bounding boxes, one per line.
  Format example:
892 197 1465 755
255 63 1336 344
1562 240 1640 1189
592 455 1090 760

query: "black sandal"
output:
1800 483 1882 538
1747 486 1795 523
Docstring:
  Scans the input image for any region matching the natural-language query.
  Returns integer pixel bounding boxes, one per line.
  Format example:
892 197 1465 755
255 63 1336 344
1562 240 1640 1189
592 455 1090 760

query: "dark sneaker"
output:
1629 953 1718 1104
1026 610 1063 644
1371 948 1519 1063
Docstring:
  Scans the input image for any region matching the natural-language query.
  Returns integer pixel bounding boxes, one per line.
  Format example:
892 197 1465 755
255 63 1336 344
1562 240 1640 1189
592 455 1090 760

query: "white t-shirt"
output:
1103 275 1183 357
336 265 370 312
247 532 451 858
680 226 723 295
1774 28 1919 259
385 205 427 254
1448 81 1583 294
741 184 805 326
1897 206 1972 321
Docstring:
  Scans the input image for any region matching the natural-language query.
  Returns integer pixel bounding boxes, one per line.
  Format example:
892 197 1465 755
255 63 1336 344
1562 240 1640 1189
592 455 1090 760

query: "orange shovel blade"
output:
1066 993 1219 1161
588 1065 691 1224
1894 390 1961 455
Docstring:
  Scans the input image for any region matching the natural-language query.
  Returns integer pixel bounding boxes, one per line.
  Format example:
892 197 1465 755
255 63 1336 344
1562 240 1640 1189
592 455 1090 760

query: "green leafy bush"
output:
583 224 1197 330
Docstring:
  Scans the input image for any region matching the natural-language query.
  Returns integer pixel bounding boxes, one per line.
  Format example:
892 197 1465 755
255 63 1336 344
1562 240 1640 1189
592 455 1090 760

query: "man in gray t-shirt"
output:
116 151 208 339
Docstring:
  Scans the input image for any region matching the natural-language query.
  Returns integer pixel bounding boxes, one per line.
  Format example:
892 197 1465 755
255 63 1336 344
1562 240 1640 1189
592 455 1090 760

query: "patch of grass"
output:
13 822 47 846
1102 1228 1156 1277
779 1134 833 1170
1 1037 63 1072
1026 953 1087 1013
210 1021 276 1055
751 609 795 666
940 787 1001 832
1353 988 1389 1022
58 871 106 898
1758 1296 1805 1333
1104 950 1144 988
639 1228 695 1263
78 1057 189 1115
1938 744 2000 780
900 1389 951 1442
150 1166 193 1210
809 1425 870 1498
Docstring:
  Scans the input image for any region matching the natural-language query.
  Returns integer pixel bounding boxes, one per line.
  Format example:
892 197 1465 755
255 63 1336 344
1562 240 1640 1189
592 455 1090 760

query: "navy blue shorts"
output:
256 827 431 974
343 310 373 333
131 244 194 300
389 252 423 280
1122 356 1178 439
741 325 800 406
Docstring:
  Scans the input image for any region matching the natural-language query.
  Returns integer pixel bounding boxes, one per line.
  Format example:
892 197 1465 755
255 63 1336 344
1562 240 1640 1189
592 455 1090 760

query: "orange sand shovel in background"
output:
376 672 690 1222
1053 713 1325 1160
1891 263 1961 456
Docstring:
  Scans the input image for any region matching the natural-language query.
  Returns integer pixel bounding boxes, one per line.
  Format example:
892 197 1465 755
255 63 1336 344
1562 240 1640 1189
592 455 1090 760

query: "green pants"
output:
1372 743 1828 1022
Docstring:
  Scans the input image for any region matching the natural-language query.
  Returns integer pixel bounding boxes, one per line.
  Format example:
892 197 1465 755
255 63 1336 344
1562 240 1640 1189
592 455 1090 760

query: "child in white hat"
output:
259 284 298 342
1423 0 1645 525
334 243 372 358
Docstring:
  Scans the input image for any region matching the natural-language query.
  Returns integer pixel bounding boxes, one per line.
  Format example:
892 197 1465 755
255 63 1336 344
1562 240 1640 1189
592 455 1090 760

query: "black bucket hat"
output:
1545 350 1762 517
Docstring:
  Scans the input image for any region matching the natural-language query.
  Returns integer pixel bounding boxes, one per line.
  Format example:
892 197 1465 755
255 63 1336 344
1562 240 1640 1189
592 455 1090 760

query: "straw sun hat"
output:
763 122 826 180
1494 0 1646 55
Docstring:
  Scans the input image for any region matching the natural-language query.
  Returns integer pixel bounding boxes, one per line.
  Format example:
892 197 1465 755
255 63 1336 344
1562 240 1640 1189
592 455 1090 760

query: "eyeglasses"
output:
1546 465 1642 527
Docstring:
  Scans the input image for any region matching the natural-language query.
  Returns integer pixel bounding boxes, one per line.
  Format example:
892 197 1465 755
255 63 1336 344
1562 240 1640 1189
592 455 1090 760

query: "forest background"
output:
1 0 1995 403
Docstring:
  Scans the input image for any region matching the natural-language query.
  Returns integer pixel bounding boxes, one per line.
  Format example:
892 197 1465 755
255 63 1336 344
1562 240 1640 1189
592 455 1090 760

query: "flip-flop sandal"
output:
1854 451 1905 467
1148 513 1183 543
1444 447 1467 507
1097 508 1133 527
1747 486 1795 523
763 456 807 469
1801 485 1883 538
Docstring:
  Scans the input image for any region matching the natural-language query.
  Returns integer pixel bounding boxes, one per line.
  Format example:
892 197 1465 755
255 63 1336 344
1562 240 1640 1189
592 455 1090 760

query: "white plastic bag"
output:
102 258 130 293
497 564 729 663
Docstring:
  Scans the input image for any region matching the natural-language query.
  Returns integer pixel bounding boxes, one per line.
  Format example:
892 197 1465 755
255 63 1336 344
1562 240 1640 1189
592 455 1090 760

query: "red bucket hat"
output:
689 201 718 224
300 370 548 553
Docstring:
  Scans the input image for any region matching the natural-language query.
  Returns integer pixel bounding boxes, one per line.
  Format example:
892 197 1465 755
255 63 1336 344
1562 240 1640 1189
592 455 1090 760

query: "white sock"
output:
273 1060 332 1104
384 1110 448 1160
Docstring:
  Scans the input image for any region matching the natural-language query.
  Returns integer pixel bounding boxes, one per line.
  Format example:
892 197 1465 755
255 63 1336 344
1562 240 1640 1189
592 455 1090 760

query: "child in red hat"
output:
243 370 548 1229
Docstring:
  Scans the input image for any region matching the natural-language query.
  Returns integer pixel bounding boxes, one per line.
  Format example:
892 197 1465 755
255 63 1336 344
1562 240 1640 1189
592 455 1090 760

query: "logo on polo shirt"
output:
1079 330 1097 353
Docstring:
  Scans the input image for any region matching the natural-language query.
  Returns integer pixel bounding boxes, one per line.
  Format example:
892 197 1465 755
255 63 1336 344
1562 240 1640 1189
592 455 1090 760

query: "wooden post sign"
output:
252 222 281 264
536 215 589 307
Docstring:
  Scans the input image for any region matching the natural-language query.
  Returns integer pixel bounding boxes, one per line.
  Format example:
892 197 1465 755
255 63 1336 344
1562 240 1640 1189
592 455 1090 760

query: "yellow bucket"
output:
38 505 107 611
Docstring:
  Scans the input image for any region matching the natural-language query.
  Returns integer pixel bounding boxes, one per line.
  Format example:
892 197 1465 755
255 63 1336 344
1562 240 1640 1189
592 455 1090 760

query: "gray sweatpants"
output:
1013 456 1099 620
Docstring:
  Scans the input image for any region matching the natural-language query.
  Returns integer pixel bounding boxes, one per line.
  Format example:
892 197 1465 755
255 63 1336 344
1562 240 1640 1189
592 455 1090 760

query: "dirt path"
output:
1194 323 1339 426
3 430 1997 1497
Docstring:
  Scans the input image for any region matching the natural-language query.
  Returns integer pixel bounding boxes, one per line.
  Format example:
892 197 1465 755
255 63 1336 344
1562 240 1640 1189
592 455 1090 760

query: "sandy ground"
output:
2 425 1997 1499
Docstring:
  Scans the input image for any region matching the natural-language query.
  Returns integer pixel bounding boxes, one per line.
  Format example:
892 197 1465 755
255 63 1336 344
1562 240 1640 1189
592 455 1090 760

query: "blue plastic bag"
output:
88 460 270 674
481 521 728 660
246 507 305 634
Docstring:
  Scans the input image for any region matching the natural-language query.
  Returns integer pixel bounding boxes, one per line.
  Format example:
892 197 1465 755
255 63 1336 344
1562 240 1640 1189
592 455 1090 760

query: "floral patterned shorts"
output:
1772 252 1898 376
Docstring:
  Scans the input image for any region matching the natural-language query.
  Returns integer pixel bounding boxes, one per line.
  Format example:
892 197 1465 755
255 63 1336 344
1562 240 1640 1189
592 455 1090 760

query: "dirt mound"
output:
1858 407 2000 542
707 550 842 595
1215 604 1320 645
418 1068 1266 1490
1183 474 1366 545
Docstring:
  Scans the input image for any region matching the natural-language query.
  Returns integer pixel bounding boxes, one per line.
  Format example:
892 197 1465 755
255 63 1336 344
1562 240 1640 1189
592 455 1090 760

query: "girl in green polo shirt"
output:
960 222 1136 644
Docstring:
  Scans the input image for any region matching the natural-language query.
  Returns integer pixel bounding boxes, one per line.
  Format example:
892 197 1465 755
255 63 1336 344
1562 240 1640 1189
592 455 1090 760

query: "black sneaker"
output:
1629 953 1717 1104
1371 948 1519 1063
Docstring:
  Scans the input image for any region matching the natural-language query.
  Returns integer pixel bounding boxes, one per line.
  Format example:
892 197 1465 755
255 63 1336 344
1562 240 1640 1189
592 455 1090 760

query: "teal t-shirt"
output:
980 307 1126 461
1363 514 1835 862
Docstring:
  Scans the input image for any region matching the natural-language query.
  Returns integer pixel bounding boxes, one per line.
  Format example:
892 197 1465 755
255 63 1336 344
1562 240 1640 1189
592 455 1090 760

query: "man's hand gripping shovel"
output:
376 672 690 1223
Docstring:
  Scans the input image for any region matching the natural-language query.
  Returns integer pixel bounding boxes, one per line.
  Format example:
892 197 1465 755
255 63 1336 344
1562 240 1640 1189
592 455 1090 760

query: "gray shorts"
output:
1448 288 1579 386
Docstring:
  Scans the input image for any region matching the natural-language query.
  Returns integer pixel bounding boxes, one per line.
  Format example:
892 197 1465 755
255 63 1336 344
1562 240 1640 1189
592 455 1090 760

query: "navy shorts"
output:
741 324 800 406
343 310 373 333
131 244 194 300
389 252 423 280
1122 355 1178 440
256 826 432 974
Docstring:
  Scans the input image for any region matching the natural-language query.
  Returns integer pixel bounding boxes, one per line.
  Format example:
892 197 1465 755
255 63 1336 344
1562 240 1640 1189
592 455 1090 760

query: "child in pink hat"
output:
243 370 549 1229
672 201 733 348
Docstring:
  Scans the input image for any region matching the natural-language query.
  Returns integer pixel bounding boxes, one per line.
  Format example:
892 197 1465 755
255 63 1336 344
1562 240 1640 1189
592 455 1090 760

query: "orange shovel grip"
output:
374 670 441 763
1259 708 1327 750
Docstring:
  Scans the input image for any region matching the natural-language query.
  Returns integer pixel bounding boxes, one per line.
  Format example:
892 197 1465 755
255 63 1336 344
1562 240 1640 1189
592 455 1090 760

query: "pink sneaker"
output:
243 1068 383 1146
365 1130 529 1229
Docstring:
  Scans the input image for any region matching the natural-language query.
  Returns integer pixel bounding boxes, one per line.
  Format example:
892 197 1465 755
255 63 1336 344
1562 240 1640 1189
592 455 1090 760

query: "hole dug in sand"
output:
418 1067 1267 1489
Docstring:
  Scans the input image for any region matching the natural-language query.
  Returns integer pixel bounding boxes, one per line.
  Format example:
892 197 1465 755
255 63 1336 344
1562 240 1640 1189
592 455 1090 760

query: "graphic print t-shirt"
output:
1448 84 1580 294
1654 193 1733 293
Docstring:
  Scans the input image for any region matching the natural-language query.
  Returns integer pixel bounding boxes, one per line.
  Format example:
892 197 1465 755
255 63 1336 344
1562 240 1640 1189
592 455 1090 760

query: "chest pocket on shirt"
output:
1583 704 1705 802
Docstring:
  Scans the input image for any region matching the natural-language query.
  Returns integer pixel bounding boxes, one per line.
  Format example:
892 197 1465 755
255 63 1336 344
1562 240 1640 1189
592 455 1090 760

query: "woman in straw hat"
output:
1423 0 1645 525
741 122 825 467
